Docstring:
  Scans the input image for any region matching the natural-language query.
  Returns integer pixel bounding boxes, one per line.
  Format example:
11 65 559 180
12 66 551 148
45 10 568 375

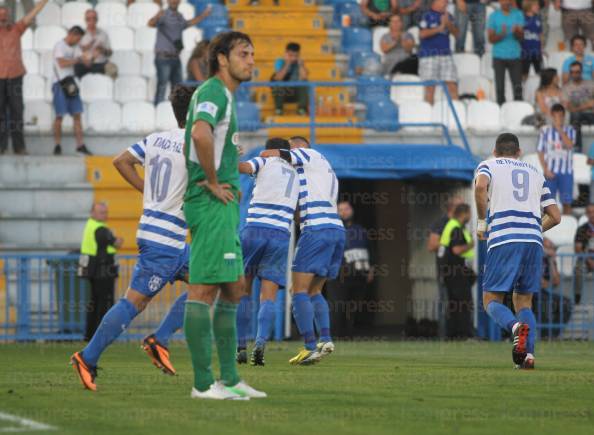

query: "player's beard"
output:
229 64 253 84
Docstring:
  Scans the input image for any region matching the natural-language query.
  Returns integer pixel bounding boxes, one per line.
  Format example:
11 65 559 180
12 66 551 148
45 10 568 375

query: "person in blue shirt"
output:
418 0 459 104
487 0 525 105
521 0 543 81
561 35 594 85
271 42 309 116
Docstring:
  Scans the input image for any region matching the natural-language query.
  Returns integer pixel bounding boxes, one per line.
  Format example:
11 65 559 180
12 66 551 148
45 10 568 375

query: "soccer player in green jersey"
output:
183 31 265 400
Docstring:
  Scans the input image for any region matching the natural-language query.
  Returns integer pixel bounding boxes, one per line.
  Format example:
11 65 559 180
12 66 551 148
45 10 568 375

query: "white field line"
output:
0 411 56 433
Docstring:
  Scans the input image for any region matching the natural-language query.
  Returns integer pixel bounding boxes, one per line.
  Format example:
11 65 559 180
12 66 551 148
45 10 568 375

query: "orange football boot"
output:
70 352 97 391
142 334 176 375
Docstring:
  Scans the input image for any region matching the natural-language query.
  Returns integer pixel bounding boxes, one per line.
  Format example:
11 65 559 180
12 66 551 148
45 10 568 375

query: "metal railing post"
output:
309 82 316 146
16 257 30 340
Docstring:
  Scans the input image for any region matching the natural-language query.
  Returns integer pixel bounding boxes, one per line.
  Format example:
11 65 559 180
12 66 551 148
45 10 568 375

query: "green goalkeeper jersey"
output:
184 76 240 202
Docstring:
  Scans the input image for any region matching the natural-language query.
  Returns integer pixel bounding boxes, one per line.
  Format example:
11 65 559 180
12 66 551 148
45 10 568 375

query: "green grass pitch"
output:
1 340 594 435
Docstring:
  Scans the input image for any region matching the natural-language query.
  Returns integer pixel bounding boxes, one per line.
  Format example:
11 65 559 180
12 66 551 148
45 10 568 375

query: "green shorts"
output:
184 186 243 285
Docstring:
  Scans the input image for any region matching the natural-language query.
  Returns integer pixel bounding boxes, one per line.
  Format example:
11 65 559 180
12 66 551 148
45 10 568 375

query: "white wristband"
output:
477 220 487 232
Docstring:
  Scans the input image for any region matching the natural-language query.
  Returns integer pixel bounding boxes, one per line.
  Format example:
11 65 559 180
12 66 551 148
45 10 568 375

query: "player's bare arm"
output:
113 150 144 193
238 162 254 174
474 173 489 240
192 120 234 204
541 203 561 232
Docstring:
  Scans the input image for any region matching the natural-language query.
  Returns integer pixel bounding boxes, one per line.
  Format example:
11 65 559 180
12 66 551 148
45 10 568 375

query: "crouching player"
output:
475 133 561 369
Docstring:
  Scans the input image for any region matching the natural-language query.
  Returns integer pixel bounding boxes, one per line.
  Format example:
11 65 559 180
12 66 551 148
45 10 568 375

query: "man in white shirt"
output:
554 0 594 47
75 9 113 78
52 26 92 156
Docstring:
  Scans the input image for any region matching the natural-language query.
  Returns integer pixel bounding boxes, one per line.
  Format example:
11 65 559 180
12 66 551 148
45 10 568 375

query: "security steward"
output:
78 202 123 341
437 203 475 338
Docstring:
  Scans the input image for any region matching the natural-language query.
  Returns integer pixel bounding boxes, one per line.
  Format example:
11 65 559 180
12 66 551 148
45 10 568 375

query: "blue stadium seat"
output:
235 85 252 103
323 0 355 5
341 27 372 54
198 4 229 28
333 2 366 28
348 51 381 77
236 101 261 132
356 75 390 105
365 98 399 131
202 25 230 40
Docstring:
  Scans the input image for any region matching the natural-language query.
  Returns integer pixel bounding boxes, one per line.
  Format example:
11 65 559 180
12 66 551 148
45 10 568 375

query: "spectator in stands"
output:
186 39 209 81
562 61 594 151
272 42 309 116
525 68 562 127
537 103 576 214
554 0 594 47
380 15 417 76
541 237 561 290
427 195 463 339
588 141 594 203
52 26 92 156
0 0 47 156
561 35 594 85
361 0 397 27
454 0 486 57
148 0 211 105
396 0 422 29
418 0 459 105
521 0 543 81
75 9 114 79
574 203 594 304
488 0 525 106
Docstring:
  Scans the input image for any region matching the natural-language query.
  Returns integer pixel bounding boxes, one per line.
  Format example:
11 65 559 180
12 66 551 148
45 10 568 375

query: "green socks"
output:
213 300 240 387
184 301 214 392
184 299 240 391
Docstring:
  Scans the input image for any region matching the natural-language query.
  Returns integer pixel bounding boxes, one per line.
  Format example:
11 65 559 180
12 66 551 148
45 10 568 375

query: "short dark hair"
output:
208 31 252 77
453 203 470 217
265 137 290 150
570 61 583 71
289 135 309 146
551 103 565 114
169 84 197 128
69 26 85 36
286 42 300 52
571 34 586 47
495 133 520 157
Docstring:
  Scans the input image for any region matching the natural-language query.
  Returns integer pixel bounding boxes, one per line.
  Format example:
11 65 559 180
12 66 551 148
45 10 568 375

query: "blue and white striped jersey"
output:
289 148 344 232
245 156 299 232
537 125 576 174
127 128 187 253
476 157 556 251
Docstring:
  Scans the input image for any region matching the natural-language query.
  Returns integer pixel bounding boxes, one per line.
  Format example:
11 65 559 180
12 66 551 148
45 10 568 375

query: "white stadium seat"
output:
548 3 561 29
23 75 45 101
178 2 196 20
500 101 534 131
390 74 423 104
36 2 61 26
147 76 169 102
61 2 89 29
546 51 572 73
127 2 160 29
106 26 134 51
453 53 480 76
97 0 126 3
34 25 67 51
24 101 52 133
87 101 122 132
122 101 156 133
521 153 544 174
546 215 578 247
182 27 203 51
458 75 493 100
398 101 433 124
80 74 114 102
467 100 501 132
556 245 575 278
111 50 141 76
141 51 155 78
114 76 148 103
545 28 565 54
39 50 54 79
523 75 540 104
22 28 33 50
431 99 467 130
96 2 128 27
573 153 590 185
155 101 179 130
180 49 192 78
408 26 419 46
578 214 588 226
22 50 39 75
480 52 494 80
134 26 157 51
372 26 388 58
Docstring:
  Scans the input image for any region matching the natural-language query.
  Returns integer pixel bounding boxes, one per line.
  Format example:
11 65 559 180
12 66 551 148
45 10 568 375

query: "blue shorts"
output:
545 172 573 205
130 242 190 297
483 242 543 294
52 82 83 117
241 225 290 287
292 228 346 279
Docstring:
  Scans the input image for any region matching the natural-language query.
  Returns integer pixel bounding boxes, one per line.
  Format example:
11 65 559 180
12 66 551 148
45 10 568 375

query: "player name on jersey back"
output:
128 128 188 252
476 157 556 251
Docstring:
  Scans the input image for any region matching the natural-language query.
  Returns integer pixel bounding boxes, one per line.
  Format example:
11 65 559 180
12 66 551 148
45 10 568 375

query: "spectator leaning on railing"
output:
454 0 486 57
561 35 594 85
0 0 48 156
561 61 594 151
418 0 459 105
488 0 525 106
75 9 115 79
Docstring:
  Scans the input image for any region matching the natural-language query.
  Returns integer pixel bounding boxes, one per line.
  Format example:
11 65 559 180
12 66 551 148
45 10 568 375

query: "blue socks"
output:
486 301 517 333
311 293 332 342
292 292 317 351
255 300 275 348
517 307 536 354
82 298 138 366
236 295 251 349
154 292 187 347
